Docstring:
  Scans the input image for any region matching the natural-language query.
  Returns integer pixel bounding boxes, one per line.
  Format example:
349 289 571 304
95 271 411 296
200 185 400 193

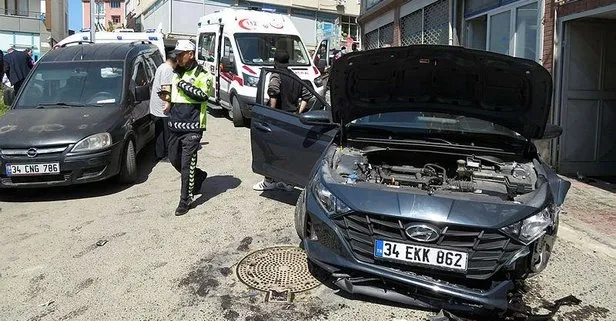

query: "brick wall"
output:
542 0 616 74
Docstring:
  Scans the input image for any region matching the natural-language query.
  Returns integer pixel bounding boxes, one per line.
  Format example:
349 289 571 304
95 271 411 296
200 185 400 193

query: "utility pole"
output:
90 0 96 41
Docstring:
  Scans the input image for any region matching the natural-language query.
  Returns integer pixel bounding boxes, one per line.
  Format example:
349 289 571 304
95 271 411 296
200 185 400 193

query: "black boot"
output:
175 199 191 216
192 169 208 195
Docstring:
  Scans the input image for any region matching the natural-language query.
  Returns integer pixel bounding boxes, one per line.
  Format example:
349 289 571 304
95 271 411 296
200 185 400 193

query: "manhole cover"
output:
237 246 321 292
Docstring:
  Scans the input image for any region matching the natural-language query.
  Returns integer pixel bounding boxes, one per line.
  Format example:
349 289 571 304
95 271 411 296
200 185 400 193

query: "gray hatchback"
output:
250 45 571 316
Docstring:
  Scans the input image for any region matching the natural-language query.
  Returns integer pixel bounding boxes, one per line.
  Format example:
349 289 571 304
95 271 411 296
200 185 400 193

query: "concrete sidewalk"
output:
560 176 616 249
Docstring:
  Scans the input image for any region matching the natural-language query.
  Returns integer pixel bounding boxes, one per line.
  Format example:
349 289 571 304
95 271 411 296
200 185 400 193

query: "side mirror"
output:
542 124 563 140
299 110 333 125
134 85 150 102
3 87 15 107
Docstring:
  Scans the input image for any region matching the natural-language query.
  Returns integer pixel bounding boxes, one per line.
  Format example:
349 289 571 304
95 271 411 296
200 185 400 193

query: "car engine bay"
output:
332 148 538 201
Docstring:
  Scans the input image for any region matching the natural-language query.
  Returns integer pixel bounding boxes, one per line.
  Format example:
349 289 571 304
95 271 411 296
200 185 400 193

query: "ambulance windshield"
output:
235 33 310 66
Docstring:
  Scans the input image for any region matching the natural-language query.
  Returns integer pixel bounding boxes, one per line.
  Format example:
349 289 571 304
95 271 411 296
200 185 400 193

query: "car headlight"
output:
71 133 112 152
501 206 554 245
243 73 259 87
312 179 351 216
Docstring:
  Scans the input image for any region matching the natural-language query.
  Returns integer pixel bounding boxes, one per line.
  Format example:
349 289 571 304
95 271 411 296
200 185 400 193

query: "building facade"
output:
83 0 126 31
125 0 361 50
358 0 616 176
0 0 68 60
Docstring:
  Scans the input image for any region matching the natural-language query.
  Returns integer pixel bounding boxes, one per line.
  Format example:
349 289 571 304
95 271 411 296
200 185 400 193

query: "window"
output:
223 37 236 74
132 60 149 87
400 0 449 46
198 33 216 62
340 16 359 44
235 34 310 66
261 69 323 114
464 1 541 61
111 1 121 8
95 2 105 15
515 2 539 60
364 22 394 50
14 62 125 108
112 15 121 24
489 11 510 55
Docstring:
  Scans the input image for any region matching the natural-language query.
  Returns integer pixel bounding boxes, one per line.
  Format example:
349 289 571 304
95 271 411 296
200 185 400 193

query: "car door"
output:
314 39 330 74
129 56 153 150
197 31 218 102
219 36 237 106
251 68 338 188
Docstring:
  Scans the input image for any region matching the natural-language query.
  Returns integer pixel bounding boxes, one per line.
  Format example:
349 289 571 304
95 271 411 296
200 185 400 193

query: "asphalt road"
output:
1 111 615 321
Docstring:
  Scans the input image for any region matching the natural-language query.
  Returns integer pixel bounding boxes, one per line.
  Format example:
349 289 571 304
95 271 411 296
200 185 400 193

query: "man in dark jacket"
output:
0 49 4 81
4 48 32 93
163 40 214 216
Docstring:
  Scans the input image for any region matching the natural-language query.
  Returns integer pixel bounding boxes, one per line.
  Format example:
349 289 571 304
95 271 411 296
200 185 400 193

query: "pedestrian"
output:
4 47 32 94
150 55 177 161
163 40 214 216
352 43 358 52
0 49 4 81
24 48 34 68
252 50 311 192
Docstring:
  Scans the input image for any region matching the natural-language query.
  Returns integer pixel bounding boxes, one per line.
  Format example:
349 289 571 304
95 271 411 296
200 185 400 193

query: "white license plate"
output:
5 163 60 176
374 239 468 271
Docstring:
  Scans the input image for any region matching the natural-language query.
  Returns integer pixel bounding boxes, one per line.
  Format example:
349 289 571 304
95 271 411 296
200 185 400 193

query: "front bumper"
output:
302 190 538 315
0 144 123 188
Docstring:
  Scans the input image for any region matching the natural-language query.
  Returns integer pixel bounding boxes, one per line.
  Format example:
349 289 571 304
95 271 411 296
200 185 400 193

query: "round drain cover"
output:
237 246 321 292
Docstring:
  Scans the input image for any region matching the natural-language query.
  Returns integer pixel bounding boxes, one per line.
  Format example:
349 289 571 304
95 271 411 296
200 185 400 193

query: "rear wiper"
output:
36 103 102 109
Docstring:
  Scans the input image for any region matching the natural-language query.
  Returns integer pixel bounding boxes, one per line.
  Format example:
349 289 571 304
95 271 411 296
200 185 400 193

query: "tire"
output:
230 96 247 127
117 140 138 184
295 189 307 240
3 87 15 106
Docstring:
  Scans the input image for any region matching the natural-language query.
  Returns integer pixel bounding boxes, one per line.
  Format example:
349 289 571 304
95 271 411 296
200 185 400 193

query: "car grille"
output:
333 213 524 280
1 174 70 185
1 145 69 160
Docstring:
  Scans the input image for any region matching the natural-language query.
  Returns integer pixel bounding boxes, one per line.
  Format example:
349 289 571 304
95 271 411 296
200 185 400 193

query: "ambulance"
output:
55 30 166 60
196 7 326 127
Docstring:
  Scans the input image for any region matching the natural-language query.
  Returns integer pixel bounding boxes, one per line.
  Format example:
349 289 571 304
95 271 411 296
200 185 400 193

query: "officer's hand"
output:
163 102 171 114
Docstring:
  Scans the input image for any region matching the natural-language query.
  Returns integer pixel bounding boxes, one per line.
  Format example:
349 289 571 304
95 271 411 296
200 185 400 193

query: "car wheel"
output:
295 189 307 240
231 96 247 127
118 140 138 184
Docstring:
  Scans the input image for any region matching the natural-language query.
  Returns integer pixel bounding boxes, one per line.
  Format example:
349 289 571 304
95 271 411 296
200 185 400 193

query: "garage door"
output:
559 21 616 176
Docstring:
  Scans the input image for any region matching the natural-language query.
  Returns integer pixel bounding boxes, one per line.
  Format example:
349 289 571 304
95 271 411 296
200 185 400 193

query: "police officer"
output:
163 40 214 216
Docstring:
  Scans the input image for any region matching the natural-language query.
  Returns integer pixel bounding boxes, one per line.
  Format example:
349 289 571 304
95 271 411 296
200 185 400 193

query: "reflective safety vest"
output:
169 65 214 132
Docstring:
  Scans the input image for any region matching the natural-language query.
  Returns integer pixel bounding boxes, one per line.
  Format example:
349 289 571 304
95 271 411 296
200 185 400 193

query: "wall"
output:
543 0 616 73
0 0 46 53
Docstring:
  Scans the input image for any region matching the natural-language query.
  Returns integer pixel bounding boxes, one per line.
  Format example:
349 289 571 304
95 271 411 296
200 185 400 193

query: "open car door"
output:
251 68 338 188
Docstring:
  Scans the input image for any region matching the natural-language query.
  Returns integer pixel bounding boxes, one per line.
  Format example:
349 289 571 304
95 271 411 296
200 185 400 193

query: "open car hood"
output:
328 45 553 140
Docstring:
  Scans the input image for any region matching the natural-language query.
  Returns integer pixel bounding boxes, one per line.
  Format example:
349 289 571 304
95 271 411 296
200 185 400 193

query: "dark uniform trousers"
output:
168 131 202 200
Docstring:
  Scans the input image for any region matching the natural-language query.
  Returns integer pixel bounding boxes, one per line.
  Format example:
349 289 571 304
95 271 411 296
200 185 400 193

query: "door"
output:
219 37 237 106
197 31 218 102
129 56 154 150
313 39 330 74
558 21 616 176
251 68 338 187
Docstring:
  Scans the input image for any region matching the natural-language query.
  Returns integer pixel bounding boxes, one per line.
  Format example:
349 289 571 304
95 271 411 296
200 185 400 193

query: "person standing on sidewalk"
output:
150 55 177 161
253 50 311 192
163 40 214 216
4 47 32 94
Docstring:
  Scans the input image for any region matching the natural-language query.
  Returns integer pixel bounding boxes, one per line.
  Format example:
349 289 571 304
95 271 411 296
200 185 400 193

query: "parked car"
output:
0 42 162 188
250 45 571 316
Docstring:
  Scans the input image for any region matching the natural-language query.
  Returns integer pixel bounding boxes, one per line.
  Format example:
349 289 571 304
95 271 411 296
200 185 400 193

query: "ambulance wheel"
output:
230 96 247 127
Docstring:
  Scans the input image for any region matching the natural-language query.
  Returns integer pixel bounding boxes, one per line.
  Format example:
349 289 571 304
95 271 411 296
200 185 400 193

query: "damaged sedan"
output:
249 45 571 316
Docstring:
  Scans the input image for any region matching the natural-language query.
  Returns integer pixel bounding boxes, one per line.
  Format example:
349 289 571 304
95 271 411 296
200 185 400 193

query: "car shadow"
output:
258 188 302 206
570 175 616 193
207 107 228 119
191 175 242 208
0 143 159 203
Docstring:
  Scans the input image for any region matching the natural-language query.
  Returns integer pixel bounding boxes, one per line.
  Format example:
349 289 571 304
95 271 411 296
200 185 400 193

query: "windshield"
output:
14 61 124 109
235 33 310 66
351 112 523 139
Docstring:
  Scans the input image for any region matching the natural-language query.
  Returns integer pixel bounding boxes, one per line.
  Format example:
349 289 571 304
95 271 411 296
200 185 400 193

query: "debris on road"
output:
95 239 108 247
